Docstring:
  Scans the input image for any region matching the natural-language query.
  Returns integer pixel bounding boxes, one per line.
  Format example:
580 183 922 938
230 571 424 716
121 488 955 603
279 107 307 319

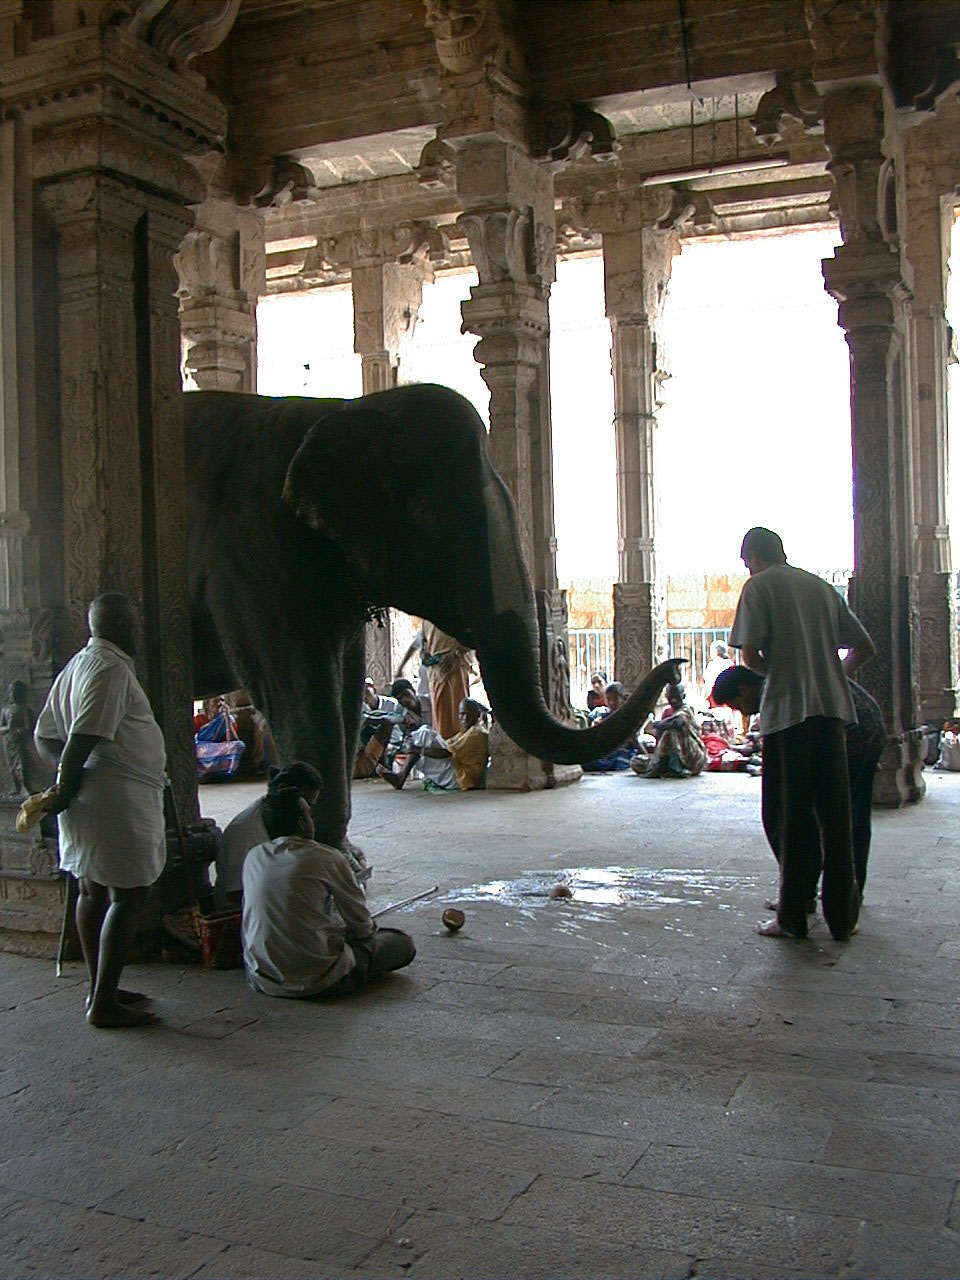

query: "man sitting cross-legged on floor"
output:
241 787 415 999
377 697 489 792
215 761 323 909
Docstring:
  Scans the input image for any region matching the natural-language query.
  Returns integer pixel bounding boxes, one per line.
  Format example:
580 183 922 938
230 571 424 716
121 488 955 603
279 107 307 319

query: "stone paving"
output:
1 766 958 1279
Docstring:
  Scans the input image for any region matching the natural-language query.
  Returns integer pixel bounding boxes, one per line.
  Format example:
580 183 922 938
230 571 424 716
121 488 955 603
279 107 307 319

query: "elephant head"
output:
281 381 679 763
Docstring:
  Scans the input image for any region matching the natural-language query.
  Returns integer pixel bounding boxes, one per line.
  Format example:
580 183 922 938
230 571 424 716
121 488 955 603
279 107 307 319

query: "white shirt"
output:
242 836 376 998
34 637 166 888
729 565 870 735
215 796 267 895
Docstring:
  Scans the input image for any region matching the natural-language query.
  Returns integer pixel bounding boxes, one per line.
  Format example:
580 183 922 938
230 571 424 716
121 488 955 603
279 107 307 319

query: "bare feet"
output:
757 918 799 939
85 988 149 1010
764 898 817 915
87 1000 158 1028
376 764 404 790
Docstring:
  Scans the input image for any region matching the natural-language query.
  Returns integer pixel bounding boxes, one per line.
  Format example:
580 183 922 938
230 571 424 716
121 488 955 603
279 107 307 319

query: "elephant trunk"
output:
475 609 678 766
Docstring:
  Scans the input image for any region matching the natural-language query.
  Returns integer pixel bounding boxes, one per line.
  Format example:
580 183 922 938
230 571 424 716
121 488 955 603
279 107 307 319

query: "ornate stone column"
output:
821 83 924 805
602 224 680 693
37 172 201 824
340 229 432 396
327 228 432 687
0 104 64 739
13 15 232 826
422 0 612 786
176 190 265 393
901 134 959 728
457 142 579 789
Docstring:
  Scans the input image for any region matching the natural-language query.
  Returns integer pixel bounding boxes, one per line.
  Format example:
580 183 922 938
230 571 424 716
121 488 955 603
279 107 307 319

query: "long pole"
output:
372 885 439 919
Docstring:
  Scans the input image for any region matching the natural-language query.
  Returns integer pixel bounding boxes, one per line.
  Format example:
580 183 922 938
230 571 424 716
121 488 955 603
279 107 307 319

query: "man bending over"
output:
729 527 875 941
711 665 885 905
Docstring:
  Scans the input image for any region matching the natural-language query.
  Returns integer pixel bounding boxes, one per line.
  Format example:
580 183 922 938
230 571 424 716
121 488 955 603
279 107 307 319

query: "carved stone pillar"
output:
821 84 924 805
0 2 236 951
335 232 432 681
602 225 679 691
457 141 578 789
177 196 264 392
902 138 958 727
0 107 66 730
37 173 200 822
352 256 431 394
19 22 230 828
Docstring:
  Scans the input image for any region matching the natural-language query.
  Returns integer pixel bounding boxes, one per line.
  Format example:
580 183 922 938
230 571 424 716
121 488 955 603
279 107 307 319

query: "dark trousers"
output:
761 718 860 940
322 927 416 997
848 741 882 895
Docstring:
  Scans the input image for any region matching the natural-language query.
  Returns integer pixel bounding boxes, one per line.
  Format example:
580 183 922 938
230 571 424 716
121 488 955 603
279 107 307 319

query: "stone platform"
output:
0 768 957 1278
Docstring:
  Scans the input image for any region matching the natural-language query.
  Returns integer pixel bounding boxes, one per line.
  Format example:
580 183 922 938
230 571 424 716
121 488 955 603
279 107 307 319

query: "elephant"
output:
185 383 681 852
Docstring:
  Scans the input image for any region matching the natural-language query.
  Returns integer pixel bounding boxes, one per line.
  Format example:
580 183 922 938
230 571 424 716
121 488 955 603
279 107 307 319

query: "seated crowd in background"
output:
575 653 764 781
377 696 489 792
583 681 641 772
194 692 278 782
631 682 708 779
353 678 423 779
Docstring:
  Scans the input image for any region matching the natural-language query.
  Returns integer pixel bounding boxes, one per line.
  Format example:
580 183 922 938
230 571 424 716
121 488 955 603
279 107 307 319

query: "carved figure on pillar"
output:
0 679 34 796
423 0 525 82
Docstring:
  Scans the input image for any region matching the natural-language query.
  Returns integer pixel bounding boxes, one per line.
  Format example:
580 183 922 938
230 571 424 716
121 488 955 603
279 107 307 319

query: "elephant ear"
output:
281 404 442 583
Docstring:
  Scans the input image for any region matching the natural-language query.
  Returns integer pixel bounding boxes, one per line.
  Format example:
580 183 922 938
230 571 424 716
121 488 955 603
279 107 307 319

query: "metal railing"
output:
568 628 614 705
570 626 736 704
666 628 732 692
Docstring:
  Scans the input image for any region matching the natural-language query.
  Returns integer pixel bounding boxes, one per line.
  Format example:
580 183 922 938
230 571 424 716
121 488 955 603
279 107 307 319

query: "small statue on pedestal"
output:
1 679 33 797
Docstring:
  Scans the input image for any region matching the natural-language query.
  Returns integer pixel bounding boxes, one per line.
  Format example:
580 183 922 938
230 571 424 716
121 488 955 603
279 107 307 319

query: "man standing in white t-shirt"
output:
34 593 167 1027
729 528 876 941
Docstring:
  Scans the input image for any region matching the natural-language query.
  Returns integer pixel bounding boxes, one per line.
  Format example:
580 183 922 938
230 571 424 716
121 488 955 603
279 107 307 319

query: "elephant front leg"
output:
334 634 372 884
247 658 355 856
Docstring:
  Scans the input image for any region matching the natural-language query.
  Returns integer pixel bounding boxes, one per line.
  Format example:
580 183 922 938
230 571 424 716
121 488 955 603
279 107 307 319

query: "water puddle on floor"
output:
439 867 758 933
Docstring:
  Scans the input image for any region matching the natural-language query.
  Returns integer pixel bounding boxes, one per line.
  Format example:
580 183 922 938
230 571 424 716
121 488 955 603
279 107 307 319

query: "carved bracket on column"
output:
752 71 823 145
321 224 432 272
416 135 458 191
175 224 259 391
175 227 237 296
654 187 717 234
116 0 241 71
457 201 557 295
534 102 618 167
823 85 889 246
253 156 318 208
457 208 535 284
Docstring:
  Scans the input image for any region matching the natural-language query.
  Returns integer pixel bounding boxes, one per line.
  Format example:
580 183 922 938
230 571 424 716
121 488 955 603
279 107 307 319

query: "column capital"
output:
175 202 263 393
602 225 681 325
461 281 548 357
320 224 432 272
2 23 228 179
